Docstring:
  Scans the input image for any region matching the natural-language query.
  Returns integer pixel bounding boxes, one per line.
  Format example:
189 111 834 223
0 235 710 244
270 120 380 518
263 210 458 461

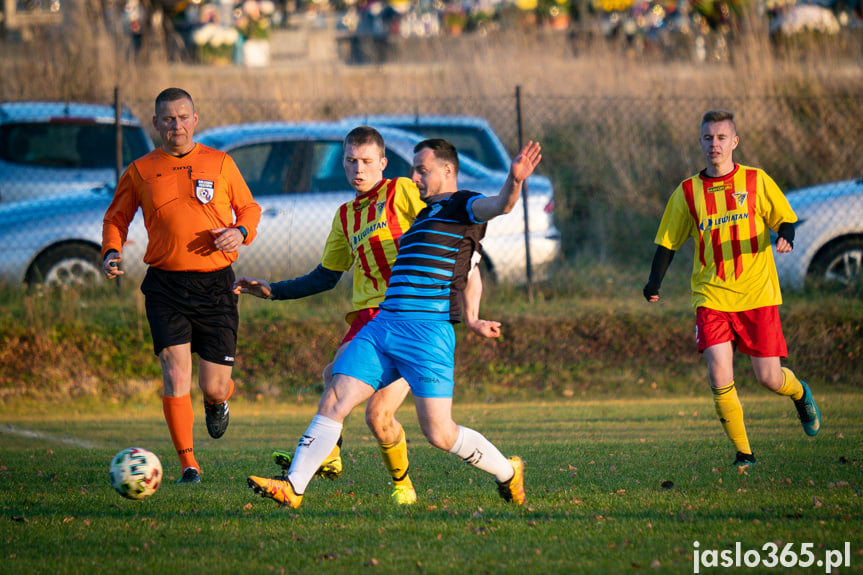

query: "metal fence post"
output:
515 85 534 302
114 86 122 190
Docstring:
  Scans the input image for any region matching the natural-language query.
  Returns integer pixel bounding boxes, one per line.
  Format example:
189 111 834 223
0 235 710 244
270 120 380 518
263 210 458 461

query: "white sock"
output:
447 425 514 483
287 414 343 494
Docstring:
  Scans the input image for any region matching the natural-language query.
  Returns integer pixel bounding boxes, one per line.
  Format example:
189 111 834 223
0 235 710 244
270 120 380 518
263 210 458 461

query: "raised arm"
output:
470 141 542 223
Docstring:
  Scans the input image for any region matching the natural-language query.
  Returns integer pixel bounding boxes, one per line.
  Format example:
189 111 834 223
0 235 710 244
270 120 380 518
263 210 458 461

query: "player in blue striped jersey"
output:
247 139 542 508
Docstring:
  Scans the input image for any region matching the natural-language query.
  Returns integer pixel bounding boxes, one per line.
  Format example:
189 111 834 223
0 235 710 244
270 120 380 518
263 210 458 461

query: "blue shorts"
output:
333 317 455 398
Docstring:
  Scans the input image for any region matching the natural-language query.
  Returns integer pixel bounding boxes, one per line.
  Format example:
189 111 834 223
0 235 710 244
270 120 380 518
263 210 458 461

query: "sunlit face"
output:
411 147 452 202
343 142 387 195
700 120 738 174
153 98 198 156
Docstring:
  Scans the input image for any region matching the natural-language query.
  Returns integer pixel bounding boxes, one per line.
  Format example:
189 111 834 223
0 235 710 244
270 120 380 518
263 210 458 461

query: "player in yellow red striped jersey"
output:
644 111 821 468
234 126 424 504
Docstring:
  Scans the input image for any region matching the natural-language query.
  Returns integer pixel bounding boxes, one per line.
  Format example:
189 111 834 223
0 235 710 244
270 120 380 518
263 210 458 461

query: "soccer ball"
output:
109 447 163 500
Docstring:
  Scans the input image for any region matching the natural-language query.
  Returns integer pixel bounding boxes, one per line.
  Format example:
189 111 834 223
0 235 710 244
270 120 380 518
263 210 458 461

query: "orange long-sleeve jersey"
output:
102 144 261 272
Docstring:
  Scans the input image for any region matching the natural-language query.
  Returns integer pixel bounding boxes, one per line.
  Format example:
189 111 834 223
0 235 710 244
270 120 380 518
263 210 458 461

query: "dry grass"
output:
2 3 861 109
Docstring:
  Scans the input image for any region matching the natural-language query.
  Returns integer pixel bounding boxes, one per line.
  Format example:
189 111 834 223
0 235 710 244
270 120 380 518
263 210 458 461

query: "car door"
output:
227 139 302 278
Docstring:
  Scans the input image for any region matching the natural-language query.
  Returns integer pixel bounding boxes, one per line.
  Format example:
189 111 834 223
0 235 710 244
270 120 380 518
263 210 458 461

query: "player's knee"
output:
419 426 453 451
757 374 783 392
161 369 191 396
365 408 392 435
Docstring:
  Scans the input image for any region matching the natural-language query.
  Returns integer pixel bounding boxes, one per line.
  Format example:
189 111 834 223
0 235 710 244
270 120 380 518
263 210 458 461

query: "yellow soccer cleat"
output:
391 481 417 506
318 454 343 480
272 450 343 480
496 456 525 505
247 475 303 508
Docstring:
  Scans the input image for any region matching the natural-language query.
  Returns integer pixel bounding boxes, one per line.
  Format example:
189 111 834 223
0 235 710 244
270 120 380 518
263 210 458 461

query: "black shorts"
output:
141 266 239 365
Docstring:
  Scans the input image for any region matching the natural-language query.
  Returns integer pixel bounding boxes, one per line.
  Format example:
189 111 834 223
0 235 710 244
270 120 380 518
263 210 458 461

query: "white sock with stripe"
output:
288 414 343 494
447 425 514 483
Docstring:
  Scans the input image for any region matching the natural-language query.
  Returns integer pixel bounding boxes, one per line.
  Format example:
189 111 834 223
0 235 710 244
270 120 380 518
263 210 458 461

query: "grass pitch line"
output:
1 424 100 449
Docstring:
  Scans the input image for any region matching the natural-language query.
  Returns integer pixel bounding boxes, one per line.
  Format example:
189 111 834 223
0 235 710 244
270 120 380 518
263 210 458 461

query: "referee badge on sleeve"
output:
195 179 215 204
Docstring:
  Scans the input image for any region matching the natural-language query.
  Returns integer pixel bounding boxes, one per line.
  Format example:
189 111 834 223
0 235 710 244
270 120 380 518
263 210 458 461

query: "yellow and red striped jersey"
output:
654 164 797 312
320 177 425 319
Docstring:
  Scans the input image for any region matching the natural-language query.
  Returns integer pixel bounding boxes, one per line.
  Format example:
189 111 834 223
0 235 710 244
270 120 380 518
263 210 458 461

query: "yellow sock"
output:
712 383 752 455
775 367 804 401
378 427 411 486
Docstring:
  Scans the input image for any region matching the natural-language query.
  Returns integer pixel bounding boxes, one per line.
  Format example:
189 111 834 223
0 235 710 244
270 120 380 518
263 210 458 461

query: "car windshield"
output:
0 122 151 168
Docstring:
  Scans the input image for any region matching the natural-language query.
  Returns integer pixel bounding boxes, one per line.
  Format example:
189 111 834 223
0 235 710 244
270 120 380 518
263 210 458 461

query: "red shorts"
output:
695 306 787 358
340 307 380 346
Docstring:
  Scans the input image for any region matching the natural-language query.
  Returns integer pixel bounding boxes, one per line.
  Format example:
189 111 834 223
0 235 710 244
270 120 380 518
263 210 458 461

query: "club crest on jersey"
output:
732 191 748 207
195 180 215 204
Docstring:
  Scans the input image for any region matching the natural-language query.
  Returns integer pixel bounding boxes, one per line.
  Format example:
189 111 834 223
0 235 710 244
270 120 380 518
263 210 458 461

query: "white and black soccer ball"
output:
109 447 163 500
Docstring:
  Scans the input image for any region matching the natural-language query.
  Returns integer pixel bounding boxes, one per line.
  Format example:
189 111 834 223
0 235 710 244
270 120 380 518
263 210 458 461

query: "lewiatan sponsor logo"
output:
699 212 749 232
351 220 389 249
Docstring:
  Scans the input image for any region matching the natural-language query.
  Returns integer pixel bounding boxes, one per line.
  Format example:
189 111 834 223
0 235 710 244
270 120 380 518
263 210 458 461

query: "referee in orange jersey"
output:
102 88 261 484
644 110 820 468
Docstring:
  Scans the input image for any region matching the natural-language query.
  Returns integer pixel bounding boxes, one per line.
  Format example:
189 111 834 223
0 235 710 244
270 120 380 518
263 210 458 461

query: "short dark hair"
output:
702 110 736 133
344 126 385 157
414 138 459 175
155 88 195 115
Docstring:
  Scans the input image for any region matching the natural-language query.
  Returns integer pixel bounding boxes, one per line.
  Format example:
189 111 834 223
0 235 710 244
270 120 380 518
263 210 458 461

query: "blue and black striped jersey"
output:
378 190 487 323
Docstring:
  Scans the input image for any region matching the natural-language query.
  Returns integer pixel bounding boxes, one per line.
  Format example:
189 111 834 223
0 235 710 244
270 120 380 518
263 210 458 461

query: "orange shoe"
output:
496 456 525 505
247 475 303 508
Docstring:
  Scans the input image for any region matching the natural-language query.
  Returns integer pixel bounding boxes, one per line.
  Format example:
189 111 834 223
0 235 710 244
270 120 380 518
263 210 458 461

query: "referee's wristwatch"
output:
236 226 248 242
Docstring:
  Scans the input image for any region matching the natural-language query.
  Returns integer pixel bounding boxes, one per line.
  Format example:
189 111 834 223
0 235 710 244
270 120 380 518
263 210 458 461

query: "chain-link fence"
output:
1 92 861 290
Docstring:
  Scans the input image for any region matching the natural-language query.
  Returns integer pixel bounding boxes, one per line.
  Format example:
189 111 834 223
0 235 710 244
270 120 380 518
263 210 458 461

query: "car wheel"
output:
809 237 863 287
26 243 105 287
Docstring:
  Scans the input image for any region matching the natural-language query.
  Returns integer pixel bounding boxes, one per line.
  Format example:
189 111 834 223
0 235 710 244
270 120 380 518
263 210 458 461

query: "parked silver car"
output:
340 114 557 212
341 114 515 173
0 101 154 205
0 122 560 287
775 177 863 289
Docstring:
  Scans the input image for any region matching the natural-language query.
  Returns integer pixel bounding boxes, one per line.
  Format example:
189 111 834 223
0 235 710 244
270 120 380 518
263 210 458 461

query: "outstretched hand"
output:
233 276 272 298
510 141 542 183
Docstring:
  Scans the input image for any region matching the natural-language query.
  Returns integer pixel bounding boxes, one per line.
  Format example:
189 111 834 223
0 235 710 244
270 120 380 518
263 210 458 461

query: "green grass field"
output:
2 394 860 574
